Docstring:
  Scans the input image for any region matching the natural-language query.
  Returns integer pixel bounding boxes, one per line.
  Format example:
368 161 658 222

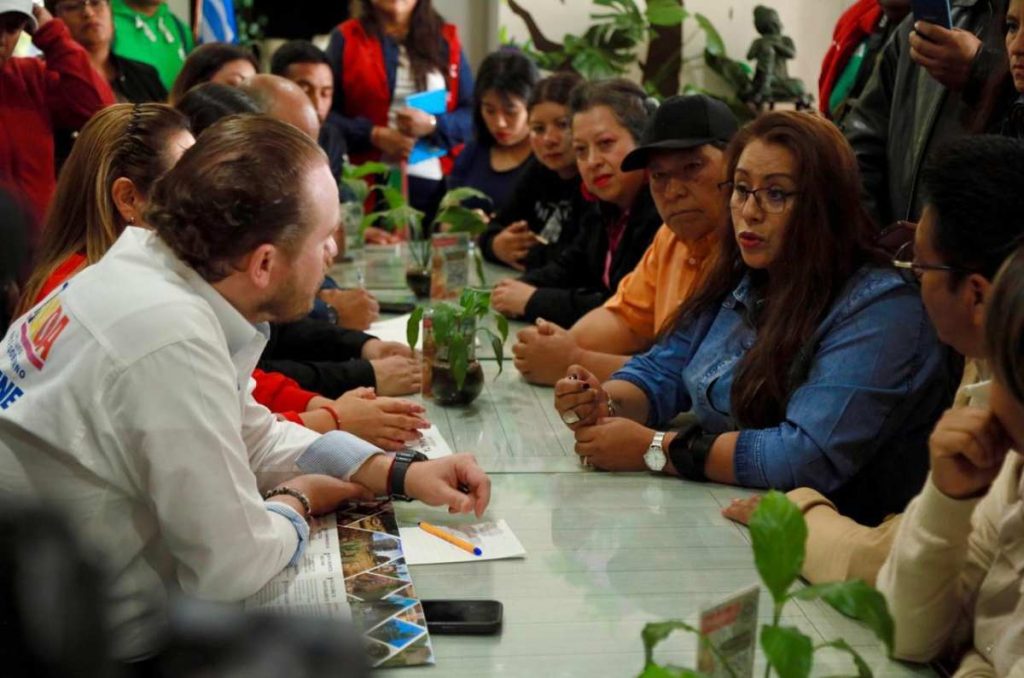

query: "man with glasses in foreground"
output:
724 134 1024 587
512 95 738 385
46 0 166 103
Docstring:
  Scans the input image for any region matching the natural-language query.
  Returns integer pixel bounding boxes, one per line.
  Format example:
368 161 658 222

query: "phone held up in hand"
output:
421 599 503 635
912 0 953 30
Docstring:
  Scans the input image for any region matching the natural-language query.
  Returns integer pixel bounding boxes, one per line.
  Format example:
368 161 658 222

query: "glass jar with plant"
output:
338 161 390 252
639 491 894 678
364 185 492 299
406 289 509 406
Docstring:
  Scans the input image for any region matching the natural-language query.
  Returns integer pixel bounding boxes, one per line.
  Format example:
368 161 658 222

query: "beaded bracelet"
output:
264 486 312 519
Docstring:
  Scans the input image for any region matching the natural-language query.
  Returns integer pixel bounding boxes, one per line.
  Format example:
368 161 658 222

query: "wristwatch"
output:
643 431 667 472
389 450 428 501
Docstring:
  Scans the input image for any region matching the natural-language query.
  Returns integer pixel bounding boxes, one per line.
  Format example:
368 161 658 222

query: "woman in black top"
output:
480 72 585 271
491 79 662 328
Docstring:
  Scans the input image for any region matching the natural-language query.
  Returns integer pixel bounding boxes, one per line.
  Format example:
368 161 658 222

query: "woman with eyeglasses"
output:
44 0 166 103
554 111 954 526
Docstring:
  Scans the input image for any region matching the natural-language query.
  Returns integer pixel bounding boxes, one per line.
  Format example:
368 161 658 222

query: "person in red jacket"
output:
325 0 474 225
0 0 115 241
819 0 909 122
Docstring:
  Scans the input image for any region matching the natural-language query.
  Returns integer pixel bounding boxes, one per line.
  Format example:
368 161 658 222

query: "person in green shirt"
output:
110 0 192 91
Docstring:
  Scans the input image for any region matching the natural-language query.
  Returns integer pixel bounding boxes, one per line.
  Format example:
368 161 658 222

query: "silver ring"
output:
561 410 581 425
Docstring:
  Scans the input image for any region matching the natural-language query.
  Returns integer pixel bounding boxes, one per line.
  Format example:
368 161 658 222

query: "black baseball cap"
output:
621 94 739 171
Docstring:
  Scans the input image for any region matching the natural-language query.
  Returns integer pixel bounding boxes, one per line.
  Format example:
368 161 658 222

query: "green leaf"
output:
407 306 424 350
477 328 505 378
794 581 894 654
761 625 813 678
434 206 489 235
495 313 509 343
641 620 702 667
378 184 407 210
474 248 488 287
816 639 872 678
432 304 453 347
694 13 725 57
348 161 390 179
449 332 469 391
439 186 491 210
748 491 806 605
646 0 686 26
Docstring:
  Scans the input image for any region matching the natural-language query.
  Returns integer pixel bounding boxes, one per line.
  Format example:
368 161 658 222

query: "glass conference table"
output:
331 248 934 678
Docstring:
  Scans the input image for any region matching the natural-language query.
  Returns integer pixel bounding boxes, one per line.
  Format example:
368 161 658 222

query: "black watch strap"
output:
389 450 428 501
667 422 713 482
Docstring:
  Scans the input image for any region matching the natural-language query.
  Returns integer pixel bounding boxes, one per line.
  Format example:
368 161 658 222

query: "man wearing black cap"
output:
513 94 739 386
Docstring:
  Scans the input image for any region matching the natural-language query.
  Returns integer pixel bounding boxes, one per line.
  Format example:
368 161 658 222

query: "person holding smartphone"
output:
842 0 1007 228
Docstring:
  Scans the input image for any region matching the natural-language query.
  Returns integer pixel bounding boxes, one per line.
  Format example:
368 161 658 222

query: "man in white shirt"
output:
0 114 490 660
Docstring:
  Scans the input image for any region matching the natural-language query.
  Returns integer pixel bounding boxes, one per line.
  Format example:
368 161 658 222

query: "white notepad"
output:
398 519 526 565
406 424 453 459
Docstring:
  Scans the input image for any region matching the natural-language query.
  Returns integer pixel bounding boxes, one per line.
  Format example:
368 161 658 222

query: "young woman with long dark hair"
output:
554 111 954 525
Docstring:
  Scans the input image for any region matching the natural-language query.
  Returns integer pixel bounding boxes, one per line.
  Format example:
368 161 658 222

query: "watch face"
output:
644 447 666 472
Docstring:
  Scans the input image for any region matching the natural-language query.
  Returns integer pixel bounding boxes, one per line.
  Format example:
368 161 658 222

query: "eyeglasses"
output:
891 241 973 285
55 0 108 15
720 181 799 215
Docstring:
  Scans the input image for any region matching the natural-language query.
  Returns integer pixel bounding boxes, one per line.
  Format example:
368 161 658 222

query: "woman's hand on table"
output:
722 495 763 526
370 355 422 396
553 365 607 431
573 417 653 471
320 288 380 331
335 389 430 451
491 278 537 317
404 453 491 517
513 318 582 385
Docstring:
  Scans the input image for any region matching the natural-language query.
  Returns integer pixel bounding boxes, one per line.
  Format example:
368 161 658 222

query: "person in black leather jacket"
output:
842 0 1009 228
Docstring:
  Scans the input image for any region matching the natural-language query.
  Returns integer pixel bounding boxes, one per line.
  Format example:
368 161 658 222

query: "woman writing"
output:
491 78 661 328
554 111 953 525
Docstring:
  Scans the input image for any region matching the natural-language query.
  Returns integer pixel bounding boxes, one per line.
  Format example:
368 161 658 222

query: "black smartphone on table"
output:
912 0 953 29
421 599 503 635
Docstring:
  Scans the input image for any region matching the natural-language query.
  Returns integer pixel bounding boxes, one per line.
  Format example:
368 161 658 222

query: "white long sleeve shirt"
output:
878 375 1024 678
0 228 380 659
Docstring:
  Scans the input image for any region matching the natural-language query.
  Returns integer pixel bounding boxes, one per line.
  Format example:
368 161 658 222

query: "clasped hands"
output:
553 365 653 471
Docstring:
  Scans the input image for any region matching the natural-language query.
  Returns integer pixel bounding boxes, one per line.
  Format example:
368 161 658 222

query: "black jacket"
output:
518 187 661 328
109 53 167 103
479 159 585 272
259 318 377 398
842 0 1007 227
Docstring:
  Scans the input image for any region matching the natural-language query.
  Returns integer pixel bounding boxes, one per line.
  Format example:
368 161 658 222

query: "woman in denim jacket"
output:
554 111 955 525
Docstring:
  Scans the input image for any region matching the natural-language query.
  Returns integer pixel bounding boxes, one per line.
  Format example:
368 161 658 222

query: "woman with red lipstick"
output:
479 71 584 272
447 49 537 214
492 78 662 328
555 111 953 527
